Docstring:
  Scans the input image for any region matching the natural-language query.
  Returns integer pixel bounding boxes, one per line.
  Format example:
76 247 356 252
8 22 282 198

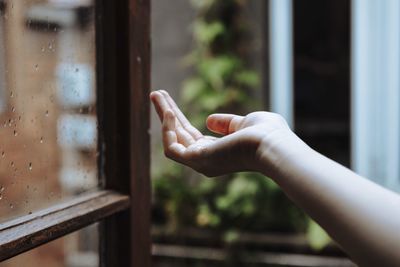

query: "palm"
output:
150 90 289 176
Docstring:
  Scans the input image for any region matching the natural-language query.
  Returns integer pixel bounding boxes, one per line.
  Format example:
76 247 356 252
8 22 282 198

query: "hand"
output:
150 90 294 177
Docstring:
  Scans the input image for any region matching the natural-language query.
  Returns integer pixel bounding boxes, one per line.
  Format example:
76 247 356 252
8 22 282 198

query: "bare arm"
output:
150 90 400 267
258 129 400 267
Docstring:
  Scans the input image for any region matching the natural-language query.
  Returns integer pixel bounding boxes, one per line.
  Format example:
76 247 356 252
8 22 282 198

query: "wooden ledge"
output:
0 190 130 261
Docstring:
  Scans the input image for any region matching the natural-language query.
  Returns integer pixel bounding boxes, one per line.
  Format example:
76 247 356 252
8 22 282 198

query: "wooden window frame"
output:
0 0 151 266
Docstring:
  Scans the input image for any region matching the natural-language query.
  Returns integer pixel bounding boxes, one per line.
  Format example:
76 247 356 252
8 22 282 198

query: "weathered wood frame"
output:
0 0 151 266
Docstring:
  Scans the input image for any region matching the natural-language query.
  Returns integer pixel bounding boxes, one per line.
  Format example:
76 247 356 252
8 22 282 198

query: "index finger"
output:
150 91 170 122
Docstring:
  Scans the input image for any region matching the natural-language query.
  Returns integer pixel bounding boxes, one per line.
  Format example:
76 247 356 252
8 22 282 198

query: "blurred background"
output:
0 0 399 266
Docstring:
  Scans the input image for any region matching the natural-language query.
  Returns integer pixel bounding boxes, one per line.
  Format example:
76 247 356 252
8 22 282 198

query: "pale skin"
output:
150 90 400 267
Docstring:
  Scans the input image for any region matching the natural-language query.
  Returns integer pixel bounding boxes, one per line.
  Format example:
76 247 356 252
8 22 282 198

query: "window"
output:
0 1 151 266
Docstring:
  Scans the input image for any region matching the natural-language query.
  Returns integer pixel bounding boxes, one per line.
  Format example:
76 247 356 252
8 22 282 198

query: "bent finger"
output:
176 126 196 147
206 114 244 135
159 90 203 139
162 110 187 162
150 91 170 122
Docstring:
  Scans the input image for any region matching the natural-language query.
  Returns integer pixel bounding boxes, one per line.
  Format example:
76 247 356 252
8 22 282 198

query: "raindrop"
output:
48 42 53 50
0 185 4 192
34 64 39 70
10 91 13 98
0 194 3 200
40 137 44 143
9 203 13 209
13 130 17 136
41 46 45 52
10 161 14 167
1 151 5 157
28 162 32 171
45 110 49 117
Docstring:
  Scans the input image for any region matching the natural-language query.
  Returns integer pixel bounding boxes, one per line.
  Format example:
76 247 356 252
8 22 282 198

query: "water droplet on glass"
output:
9 203 13 209
34 64 39 70
45 110 49 117
10 161 14 167
40 137 44 143
0 194 3 200
13 130 17 136
0 185 4 192
41 46 45 52
1 151 5 157
28 162 32 171
10 91 13 98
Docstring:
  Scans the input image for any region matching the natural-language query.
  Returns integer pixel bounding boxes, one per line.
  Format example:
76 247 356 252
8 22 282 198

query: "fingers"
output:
150 91 170 122
159 90 203 140
206 114 244 135
162 110 187 162
150 90 203 140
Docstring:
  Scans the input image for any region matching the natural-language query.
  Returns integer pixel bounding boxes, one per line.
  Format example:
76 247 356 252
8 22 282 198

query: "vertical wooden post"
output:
129 0 151 266
96 0 151 266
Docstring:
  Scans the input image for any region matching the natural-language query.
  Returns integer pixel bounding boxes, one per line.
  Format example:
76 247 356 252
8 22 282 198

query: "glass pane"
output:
0 224 99 267
0 0 97 222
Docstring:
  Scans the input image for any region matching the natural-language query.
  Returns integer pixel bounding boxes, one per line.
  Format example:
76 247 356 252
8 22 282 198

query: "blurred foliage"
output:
152 0 330 251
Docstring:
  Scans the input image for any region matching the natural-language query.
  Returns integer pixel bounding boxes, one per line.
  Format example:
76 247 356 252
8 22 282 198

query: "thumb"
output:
206 114 244 135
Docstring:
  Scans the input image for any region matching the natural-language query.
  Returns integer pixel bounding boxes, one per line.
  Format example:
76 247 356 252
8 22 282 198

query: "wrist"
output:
255 129 311 179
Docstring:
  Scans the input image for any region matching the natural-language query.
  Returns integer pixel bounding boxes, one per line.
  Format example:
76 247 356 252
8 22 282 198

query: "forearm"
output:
257 132 400 267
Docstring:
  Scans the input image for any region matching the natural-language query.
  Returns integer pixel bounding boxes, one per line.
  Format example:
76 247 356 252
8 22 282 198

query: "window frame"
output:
0 0 151 266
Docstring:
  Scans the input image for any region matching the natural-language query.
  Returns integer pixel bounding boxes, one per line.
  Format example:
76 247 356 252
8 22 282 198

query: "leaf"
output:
198 56 241 89
306 220 331 250
196 204 220 227
182 78 207 103
223 229 239 243
199 91 228 110
234 70 260 87
194 21 225 45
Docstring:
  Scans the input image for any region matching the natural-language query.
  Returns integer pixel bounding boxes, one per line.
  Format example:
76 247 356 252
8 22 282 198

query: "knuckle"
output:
271 113 287 124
